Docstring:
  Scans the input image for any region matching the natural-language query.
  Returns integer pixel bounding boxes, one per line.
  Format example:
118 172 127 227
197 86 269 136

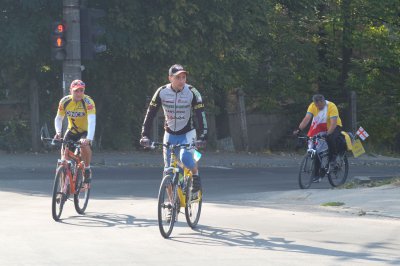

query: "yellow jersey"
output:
57 95 96 133
307 101 342 137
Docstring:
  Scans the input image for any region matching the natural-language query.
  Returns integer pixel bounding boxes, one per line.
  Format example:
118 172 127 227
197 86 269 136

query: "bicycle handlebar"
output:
297 134 326 141
41 137 81 148
148 141 197 150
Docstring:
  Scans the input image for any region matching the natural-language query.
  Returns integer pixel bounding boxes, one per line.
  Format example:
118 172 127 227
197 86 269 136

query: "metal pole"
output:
62 0 81 96
62 0 81 133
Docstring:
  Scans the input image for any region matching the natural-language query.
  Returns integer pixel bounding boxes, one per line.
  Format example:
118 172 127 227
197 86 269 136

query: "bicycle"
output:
42 137 91 221
148 141 203 238
297 134 349 189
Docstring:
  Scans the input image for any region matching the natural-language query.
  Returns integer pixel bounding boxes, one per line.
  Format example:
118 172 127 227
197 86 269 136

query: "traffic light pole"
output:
63 0 81 96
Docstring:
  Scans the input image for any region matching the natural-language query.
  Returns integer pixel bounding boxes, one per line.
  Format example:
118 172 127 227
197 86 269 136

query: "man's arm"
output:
327 117 337 135
86 114 96 141
327 103 339 135
299 113 312 131
54 115 64 137
54 97 66 138
293 113 312 135
190 87 207 139
141 88 162 138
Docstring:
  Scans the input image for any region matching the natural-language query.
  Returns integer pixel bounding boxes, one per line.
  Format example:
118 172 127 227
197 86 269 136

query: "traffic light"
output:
51 21 66 60
81 8 107 60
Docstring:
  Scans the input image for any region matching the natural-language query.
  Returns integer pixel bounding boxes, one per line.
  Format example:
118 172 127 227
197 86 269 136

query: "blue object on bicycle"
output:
193 150 202 162
180 149 196 169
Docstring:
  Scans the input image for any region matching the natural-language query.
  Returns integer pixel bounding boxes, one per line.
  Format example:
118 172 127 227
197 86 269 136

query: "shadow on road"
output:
170 224 397 264
58 212 158 228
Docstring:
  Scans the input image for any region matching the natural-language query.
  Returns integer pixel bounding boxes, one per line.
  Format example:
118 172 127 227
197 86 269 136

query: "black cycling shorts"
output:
63 130 88 152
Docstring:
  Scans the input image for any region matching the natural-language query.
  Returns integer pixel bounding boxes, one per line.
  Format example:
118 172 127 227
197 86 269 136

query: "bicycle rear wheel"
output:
328 153 349 187
298 154 315 189
185 176 202 228
52 165 67 221
74 167 90 214
157 175 177 238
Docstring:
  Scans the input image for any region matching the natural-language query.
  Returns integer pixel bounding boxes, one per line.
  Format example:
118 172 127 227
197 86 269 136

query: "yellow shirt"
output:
57 95 96 133
307 101 342 129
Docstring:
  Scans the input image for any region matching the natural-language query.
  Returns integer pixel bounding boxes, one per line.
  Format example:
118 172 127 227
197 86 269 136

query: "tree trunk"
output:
340 0 353 96
29 79 40 152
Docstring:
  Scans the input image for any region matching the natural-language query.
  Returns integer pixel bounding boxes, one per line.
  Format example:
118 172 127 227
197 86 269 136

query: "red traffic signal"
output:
56 24 64 34
51 21 66 60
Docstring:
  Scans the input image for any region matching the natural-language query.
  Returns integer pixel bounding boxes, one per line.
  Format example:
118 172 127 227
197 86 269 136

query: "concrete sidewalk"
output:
218 183 400 219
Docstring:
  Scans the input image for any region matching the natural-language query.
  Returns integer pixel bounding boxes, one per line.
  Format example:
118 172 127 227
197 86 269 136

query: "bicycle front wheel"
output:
185 177 202 228
298 154 315 189
157 175 177 238
74 167 90 214
328 153 349 187
52 165 67 221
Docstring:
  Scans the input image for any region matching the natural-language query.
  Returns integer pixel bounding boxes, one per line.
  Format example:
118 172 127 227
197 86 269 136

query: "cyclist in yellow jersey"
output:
294 94 343 167
54 79 96 183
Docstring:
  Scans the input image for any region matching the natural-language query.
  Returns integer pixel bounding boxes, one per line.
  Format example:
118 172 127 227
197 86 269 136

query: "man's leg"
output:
327 127 342 164
80 144 92 182
181 149 201 193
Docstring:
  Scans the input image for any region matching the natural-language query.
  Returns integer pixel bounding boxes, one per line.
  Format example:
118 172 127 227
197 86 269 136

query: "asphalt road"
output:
1 164 399 265
1 164 399 199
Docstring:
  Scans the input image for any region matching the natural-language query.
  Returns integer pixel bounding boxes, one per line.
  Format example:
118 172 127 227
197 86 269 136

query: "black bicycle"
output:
298 134 349 189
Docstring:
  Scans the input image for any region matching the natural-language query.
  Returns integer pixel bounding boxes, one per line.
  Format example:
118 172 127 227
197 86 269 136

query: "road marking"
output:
207 166 233 170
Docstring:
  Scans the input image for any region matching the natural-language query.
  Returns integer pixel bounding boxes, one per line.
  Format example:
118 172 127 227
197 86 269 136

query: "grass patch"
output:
321 202 345 207
340 177 400 189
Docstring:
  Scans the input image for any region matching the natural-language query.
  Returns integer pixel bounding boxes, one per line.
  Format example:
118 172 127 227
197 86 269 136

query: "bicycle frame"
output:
155 141 203 208
58 145 85 195
303 135 328 166
166 147 194 208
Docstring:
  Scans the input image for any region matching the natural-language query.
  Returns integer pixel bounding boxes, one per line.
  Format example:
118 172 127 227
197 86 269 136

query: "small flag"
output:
356 127 369 141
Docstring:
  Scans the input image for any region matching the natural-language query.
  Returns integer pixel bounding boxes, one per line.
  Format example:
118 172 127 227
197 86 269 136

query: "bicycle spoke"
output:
328 154 349 187
74 168 90 214
298 154 314 189
52 166 66 221
158 175 176 238
185 177 202 228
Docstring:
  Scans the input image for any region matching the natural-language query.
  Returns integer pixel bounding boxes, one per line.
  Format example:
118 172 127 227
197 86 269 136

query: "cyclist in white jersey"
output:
140 64 207 193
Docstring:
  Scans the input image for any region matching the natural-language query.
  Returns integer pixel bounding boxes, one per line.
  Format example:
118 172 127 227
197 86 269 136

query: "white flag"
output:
356 127 369 141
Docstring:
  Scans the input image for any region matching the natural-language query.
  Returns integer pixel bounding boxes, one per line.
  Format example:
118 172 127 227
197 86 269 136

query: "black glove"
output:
198 134 207 141
196 134 207 149
140 136 150 147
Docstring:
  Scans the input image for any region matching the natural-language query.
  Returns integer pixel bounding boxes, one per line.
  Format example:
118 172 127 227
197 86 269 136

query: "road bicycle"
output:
149 141 203 238
42 137 91 221
297 134 349 189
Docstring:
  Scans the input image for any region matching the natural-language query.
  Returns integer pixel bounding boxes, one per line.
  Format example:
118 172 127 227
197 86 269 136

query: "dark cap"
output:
168 64 188 76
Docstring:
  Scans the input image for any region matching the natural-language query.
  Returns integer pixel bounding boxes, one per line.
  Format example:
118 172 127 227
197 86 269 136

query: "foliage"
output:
0 0 398 151
0 119 30 152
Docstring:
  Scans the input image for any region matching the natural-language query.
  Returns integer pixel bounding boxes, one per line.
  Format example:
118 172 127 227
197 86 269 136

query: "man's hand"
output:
140 136 150 147
80 138 92 146
196 134 207 149
195 140 207 149
54 133 61 140
293 128 302 136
